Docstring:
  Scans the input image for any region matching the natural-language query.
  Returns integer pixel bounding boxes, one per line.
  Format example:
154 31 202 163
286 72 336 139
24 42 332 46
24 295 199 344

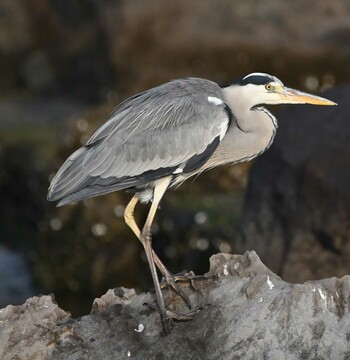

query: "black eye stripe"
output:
239 75 274 86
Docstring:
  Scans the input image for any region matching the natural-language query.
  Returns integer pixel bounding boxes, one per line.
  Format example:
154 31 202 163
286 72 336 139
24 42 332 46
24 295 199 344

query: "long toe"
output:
160 274 192 310
161 271 218 292
165 309 200 321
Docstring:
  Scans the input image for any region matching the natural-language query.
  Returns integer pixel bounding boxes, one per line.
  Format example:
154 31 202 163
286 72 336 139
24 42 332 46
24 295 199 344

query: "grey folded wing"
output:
47 78 232 205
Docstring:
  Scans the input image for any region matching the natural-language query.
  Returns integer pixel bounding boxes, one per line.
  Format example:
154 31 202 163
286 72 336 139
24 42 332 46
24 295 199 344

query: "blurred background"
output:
1 0 350 316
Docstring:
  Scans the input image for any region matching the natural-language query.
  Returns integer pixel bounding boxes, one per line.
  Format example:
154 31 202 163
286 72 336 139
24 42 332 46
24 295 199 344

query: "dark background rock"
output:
236 85 350 282
102 0 350 95
0 0 114 102
1 252 349 359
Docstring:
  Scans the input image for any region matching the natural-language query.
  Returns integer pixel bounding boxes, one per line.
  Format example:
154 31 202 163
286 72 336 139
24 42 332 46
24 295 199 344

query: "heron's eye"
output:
265 84 273 91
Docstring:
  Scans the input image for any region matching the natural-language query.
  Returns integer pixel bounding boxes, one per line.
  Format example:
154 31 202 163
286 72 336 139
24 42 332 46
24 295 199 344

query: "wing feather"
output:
48 78 233 203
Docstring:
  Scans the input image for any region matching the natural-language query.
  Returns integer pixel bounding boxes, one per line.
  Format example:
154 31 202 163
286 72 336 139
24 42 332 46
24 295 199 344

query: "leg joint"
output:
141 226 152 245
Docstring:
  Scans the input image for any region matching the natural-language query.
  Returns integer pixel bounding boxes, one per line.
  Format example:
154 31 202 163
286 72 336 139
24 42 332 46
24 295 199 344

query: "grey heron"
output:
47 72 336 333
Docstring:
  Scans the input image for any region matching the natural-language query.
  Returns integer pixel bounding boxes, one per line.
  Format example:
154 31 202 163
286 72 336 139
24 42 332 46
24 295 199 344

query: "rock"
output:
2 0 350 97
0 0 32 54
236 85 350 283
0 0 114 100
0 295 70 360
1 251 349 359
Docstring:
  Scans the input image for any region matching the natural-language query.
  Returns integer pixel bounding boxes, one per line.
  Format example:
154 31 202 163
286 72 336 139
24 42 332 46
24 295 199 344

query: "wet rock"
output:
1 251 349 359
236 85 350 282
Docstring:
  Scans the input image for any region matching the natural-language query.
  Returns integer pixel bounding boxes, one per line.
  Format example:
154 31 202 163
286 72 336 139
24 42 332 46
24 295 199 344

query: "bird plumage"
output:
48 73 335 208
48 78 232 205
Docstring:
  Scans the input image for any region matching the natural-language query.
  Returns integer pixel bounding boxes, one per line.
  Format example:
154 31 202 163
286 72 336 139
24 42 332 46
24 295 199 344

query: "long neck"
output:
204 86 278 168
223 85 278 132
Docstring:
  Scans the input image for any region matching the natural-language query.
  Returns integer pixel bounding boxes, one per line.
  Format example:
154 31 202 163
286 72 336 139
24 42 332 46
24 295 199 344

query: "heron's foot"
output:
160 308 198 335
165 308 200 321
162 271 218 291
160 270 195 289
144 302 200 331
159 272 192 310
186 272 218 290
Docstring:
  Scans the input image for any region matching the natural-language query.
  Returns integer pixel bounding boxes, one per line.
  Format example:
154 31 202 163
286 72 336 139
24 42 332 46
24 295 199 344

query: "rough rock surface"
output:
1 251 349 360
236 85 350 283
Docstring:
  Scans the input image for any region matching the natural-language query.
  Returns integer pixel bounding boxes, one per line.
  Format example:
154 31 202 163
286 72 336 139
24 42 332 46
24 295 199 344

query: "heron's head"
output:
235 72 337 108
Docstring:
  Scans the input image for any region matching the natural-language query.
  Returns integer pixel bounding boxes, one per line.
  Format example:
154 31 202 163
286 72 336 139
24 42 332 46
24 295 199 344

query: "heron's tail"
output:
47 147 133 207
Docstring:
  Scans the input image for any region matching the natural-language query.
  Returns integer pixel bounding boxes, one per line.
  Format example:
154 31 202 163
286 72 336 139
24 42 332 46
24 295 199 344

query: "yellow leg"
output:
124 194 170 274
139 177 172 333
124 193 191 309
124 194 141 238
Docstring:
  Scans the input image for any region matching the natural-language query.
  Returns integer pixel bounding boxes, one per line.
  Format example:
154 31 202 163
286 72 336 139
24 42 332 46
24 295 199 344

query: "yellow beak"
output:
278 87 337 106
